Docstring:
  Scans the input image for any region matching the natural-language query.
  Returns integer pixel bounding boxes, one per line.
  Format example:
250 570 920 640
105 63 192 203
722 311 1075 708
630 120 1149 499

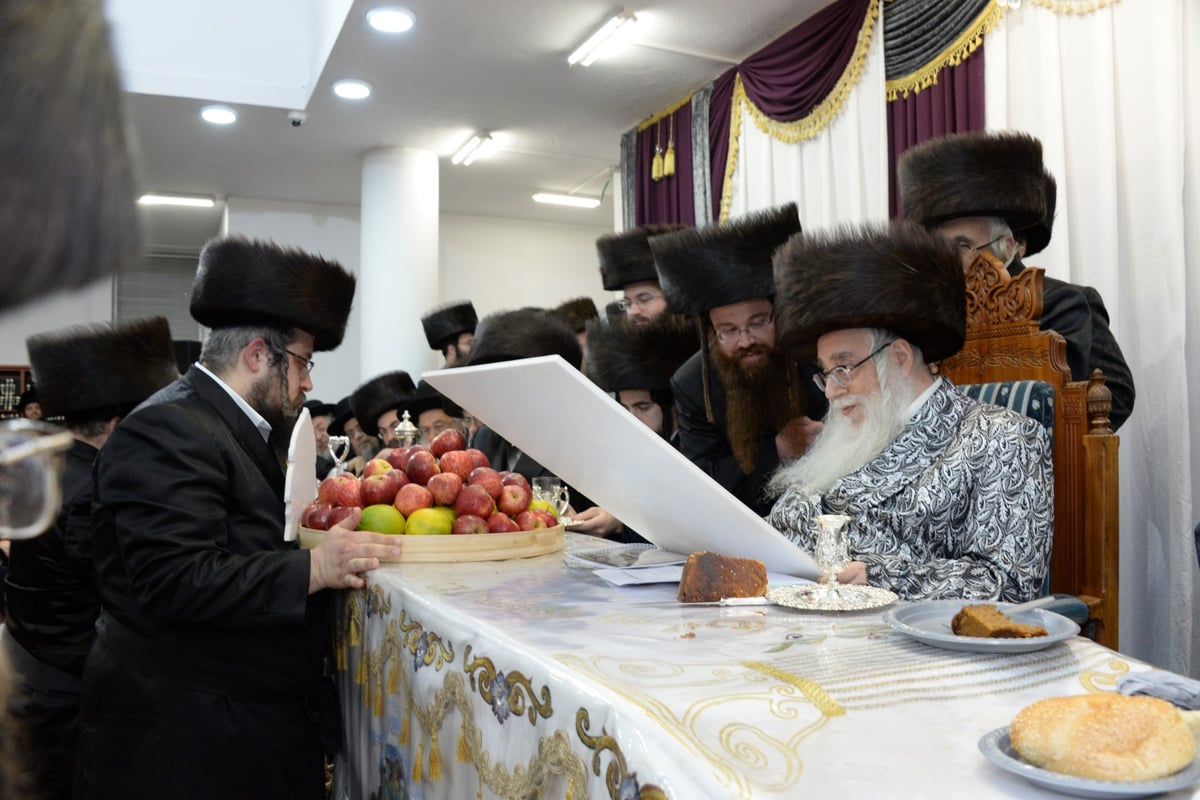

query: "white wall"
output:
0 280 114 364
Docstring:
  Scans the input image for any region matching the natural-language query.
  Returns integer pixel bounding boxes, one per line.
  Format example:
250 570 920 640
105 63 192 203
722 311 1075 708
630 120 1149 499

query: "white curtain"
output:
725 20 889 226
986 0 1200 677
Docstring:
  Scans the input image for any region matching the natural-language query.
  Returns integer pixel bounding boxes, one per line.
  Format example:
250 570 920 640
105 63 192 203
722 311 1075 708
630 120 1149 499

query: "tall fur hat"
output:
402 380 462 421
596 224 687 291
328 396 355 437
17 386 38 413
772 222 966 363
898 131 1047 233
26 316 179 420
551 297 599 333
190 237 356 352
421 300 478 350
467 308 582 370
350 371 417 437
650 203 801 316
1022 168 1057 257
584 314 699 394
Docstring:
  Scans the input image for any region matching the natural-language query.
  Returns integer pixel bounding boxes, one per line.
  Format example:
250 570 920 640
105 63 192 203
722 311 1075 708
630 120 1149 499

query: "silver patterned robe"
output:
768 380 1053 602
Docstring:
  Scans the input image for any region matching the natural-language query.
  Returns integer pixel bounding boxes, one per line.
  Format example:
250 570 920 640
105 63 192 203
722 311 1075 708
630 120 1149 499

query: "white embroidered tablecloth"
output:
333 534 1196 799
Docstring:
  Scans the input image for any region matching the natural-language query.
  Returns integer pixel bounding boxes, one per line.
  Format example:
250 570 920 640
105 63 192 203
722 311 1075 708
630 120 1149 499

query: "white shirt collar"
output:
195 362 272 444
903 376 942 422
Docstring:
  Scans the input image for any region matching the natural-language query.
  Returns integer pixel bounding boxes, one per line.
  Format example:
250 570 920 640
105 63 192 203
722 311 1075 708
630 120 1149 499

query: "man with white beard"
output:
766 223 1054 603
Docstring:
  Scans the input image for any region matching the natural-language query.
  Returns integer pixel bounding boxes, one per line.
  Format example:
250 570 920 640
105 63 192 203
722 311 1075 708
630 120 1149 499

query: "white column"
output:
360 147 439 380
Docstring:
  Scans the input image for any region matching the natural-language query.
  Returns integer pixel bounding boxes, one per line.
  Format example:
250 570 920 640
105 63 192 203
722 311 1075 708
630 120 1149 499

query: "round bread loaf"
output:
1010 694 1195 781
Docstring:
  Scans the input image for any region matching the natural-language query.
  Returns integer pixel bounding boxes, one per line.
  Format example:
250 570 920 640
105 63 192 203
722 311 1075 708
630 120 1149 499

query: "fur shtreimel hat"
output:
303 399 334 419
467 308 582 370
650 203 801 316
421 300 478 350
350 371 417 437
1022 169 1057 257
26 316 178 420
584 314 698 394
402 380 462 421
190 237 356 352
552 297 599 333
772 222 966 363
16 386 37 412
898 131 1047 234
328 396 354 436
596 224 687 291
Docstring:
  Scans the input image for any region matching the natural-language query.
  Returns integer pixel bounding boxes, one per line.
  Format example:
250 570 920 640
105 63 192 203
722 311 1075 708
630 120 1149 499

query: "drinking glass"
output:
813 514 851 601
532 476 570 522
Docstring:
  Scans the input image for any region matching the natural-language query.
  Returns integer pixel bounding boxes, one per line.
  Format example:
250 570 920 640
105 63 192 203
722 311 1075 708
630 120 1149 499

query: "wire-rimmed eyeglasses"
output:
813 341 893 392
955 233 1007 256
283 348 315 375
616 291 665 312
714 313 774 345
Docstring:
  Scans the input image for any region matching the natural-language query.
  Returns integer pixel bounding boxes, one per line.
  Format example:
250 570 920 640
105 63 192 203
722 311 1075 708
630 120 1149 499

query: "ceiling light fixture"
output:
567 10 637 67
137 194 216 208
532 193 601 209
451 133 493 166
333 79 373 100
367 6 415 33
200 105 237 125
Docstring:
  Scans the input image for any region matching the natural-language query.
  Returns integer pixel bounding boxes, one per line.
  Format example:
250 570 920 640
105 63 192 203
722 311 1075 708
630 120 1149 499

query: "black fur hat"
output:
552 297 599 333
1022 169 1057 257
350 371 417 437
421 300 478 350
898 131 1047 233
650 203 801 316
467 309 582 370
26 316 178 420
585 314 699 393
402 380 462 420
772 222 966 363
328 396 354 436
190 237 356 352
596 224 687 291
303 399 334 419
16 386 37 413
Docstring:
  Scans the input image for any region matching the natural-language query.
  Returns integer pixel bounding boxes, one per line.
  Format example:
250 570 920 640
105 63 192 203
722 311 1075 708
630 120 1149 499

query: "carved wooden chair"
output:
938 254 1121 650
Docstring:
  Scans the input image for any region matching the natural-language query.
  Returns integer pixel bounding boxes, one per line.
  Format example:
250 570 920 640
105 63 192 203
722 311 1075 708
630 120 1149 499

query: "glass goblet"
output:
532 476 571 524
813 514 851 602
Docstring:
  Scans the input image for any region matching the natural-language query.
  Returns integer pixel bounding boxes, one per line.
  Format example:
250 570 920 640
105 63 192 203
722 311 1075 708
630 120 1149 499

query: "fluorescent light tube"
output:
452 135 482 165
532 193 601 209
568 11 636 67
138 194 216 208
462 136 494 166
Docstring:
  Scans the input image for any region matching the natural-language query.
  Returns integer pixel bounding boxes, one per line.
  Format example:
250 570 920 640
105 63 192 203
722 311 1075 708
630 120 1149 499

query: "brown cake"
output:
951 604 1048 638
676 551 767 603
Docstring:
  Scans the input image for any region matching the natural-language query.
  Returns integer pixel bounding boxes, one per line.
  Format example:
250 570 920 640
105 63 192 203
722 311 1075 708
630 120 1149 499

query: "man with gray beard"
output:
766 223 1053 603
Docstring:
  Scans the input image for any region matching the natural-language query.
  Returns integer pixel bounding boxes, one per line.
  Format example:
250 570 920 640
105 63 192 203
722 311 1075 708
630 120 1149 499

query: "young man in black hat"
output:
649 203 824 516
350 370 418 450
3 317 178 800
16 387 41 421
899 130 1135 429
327 396 379 475
421 299 478 368
303 399 335 477
402 381 468 447
596 224 686 326
75 238 402 800
766 223 1053 603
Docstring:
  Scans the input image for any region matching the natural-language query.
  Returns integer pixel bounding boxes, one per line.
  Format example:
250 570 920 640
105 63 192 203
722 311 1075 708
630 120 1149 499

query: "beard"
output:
247 368 302 465
711 337 799 474
767 363 919 498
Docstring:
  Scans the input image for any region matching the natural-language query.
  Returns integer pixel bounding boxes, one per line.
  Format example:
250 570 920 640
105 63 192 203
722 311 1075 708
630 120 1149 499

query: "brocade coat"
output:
768 380 1053 603
74 366 332 800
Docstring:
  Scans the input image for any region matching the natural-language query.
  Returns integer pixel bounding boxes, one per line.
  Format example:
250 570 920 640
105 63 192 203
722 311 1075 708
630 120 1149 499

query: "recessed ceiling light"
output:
137 194 216 208
333 79 373 100
532 193 601 209
367 6 415 33
200 105 237 125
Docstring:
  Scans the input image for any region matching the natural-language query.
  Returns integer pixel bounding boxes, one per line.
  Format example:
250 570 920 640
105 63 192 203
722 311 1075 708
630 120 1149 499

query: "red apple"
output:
327 506 358 529
515 510 548 531
301 501 331 530
466 449 490 469
385 446 410 471
439 450 475 481
361 473 400 506
426 472 464 507
487 512 520 533
362 458 393 478
451 514 489 535
429 427 468 458
307 505 334 531
406 450 440 486
394 483 434 517
467 467 503 500
386 469 409 493
317 474 353 506
530 509 558 529
497 483 532 517
454 484 496 519
500 472 531 494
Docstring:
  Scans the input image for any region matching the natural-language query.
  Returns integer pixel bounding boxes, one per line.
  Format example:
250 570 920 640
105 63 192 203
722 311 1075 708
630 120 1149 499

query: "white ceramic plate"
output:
979 727 1200 798
767 584 898 612
882 599 1079 653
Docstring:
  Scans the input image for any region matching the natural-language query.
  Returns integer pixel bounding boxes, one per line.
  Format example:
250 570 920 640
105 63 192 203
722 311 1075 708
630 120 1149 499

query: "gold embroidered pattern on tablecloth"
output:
577 708 669 800
464 644 553 726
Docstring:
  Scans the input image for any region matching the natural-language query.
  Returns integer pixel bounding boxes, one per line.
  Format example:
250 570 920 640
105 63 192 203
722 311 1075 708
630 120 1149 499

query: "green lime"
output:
358 504 406 535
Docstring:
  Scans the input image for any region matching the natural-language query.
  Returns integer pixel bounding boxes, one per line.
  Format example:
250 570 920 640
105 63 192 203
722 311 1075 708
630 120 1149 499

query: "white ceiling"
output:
117 0 832 253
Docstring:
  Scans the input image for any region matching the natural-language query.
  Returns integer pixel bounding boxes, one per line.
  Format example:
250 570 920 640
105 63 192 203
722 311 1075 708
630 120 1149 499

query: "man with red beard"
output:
765 223 1053 603
650 203 824 516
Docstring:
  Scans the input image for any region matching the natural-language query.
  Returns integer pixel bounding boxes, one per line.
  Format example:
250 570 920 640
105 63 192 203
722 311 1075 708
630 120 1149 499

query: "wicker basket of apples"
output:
298 427 563 562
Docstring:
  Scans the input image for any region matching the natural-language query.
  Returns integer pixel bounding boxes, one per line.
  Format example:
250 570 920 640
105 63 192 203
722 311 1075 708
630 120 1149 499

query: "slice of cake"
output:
676 551 767 603
951 603 1048 638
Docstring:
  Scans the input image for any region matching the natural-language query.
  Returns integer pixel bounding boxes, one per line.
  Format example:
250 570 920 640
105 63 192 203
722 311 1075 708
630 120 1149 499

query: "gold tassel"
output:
372 675 384 718
413 740 424 782
348 617 360 647
429 732 443 780
399 710 410 745
355 653 366 685
477 783 483 800
456 726 470 762
335 646 347 671
387 662 399 693
663 113 676 177
566 776 574 800
650 120 664 181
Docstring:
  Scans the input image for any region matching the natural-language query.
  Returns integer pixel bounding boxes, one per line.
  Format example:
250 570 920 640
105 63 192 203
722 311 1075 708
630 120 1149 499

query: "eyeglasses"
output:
813 341 893 392
714 313 774 345
283 348 315 375
0 419 74 540
616 291 664 312
955 233 1007 256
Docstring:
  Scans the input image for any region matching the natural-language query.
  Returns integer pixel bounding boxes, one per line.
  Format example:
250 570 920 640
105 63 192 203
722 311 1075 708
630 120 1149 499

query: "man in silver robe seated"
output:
765 222 1054 603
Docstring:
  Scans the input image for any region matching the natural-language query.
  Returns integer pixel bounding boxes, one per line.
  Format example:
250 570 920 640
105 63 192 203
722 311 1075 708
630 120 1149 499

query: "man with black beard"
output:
76 238 403 800
650 203 824 516
766 223 1053 603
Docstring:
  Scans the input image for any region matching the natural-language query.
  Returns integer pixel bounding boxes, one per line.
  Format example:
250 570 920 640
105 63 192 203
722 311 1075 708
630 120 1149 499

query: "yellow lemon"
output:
358 504 406 535
405 506 455 535
528 499 559 519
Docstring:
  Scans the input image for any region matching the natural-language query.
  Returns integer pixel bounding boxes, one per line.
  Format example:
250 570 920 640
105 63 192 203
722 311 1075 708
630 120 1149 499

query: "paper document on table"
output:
594 566 815 588
425 356 820 578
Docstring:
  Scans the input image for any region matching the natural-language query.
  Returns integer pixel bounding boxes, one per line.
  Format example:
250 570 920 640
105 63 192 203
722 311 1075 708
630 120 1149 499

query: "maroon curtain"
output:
634 102 695 226
708 69 737 223
886 46 986 219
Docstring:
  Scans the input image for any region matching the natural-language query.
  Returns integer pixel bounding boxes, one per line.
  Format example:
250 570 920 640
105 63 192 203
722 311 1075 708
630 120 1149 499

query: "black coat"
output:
75 366 331 800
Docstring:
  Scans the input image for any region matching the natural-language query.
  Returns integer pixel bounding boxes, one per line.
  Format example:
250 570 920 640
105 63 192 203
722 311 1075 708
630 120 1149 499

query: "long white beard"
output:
768 370 919 497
